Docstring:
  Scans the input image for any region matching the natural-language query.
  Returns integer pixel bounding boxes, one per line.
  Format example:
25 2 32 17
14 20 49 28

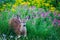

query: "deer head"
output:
9 15 30 39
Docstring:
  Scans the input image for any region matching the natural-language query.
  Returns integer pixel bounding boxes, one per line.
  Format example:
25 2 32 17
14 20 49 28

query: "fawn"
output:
9 15 27 39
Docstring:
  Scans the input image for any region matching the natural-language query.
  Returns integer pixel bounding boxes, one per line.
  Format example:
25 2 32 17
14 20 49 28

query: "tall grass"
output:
0 5 60 40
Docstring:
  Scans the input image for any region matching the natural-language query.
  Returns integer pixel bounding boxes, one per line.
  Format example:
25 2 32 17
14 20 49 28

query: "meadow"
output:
0 0 60 40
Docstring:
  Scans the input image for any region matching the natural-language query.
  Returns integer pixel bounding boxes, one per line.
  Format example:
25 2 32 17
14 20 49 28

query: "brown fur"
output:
9 17 27 38
9 17 21 36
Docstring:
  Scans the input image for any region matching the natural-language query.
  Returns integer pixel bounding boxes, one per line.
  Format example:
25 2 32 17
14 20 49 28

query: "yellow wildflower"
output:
27 2 30 5
21 2 26 5
21 2 30 5
16 0 23 4
13 4 17 8
50 7 55 12
51 5 53 7
14 2 19 6
36 0 40 4
11 8 16 12
45 3 50 7
42 3 45 6
25 2 29 5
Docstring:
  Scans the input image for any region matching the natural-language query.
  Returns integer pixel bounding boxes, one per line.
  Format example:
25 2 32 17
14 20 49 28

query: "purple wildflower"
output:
58 14 60 16
41 12 45 17
45 13 48 17
41 11 50 18
29 6 35 10
45 11 50 17
57 20 60 23
54 11 57 16
31 6 35 9
53 18 57 25
57 20 60 26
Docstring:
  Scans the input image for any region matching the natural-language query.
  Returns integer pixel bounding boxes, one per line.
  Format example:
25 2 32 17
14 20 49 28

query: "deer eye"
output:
23 25 26 27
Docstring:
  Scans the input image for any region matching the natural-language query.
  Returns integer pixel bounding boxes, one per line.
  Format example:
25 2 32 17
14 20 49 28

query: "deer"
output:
9 15 28 39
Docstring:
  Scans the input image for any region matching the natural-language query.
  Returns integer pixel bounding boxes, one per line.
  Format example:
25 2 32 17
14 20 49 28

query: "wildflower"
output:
27 2 30 5
58 14 60 16
45 3 50 7
57 20 60 26
25 2 30 5
41 12 45 17
54 11 57 16
53 18 57 26
13 4 17 8
50 7 55 12
57 20 60 25
41 11 50 18
51 5 53 7
45 11 50 17
31 6 35 9
11 8 16 12
16 0 23 4
36 0 40 3
42 3 45 5
57 20 60 23
21 2 30 5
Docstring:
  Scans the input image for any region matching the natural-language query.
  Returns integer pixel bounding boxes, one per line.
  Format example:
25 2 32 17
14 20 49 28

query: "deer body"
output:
9 16 27 38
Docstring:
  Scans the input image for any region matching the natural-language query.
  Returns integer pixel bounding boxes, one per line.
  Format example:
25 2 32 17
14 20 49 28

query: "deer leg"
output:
23 27 27 37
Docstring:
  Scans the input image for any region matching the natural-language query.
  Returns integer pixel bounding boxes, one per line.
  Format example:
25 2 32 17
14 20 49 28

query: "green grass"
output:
0 5 60 40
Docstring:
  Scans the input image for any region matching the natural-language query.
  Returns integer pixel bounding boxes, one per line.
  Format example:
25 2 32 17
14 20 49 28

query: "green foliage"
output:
0 0 16 10
0 0 15 5
0 5 60 40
